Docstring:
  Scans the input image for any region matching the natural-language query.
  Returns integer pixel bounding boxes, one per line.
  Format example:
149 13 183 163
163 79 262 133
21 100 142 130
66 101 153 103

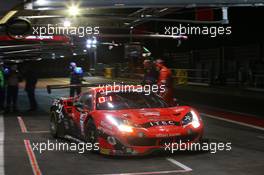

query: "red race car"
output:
49 85 204 155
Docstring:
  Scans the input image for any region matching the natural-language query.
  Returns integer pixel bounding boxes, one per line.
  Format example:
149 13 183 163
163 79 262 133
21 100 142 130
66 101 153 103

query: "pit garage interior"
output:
0 0 264 175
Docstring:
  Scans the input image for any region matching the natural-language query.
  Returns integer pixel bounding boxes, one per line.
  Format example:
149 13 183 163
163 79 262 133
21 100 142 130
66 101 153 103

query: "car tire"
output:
50 112 66 138
86 118 98 144
50 112 59 138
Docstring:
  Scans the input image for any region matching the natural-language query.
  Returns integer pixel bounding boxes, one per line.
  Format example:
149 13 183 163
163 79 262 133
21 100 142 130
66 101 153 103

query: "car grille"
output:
140 121 181 128
127 133 199 146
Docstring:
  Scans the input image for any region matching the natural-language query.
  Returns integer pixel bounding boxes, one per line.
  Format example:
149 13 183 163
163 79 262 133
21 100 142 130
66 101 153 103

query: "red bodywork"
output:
54 86 204 155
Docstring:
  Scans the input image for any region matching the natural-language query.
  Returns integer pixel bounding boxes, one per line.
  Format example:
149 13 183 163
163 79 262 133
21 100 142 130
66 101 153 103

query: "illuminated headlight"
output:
190 111 200 128
118 125 133 133
107 115 134 133
181 110 201 128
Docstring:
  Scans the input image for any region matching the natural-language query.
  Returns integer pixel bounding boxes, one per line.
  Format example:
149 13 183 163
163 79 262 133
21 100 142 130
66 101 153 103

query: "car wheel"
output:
50 112 59 138
86 118 98 144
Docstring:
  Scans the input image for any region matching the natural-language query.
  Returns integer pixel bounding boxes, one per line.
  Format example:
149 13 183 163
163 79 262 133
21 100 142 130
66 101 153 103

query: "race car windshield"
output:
96 92 170 110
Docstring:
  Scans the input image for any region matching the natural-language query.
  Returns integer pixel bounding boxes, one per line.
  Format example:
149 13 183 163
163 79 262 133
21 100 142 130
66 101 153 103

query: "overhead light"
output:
83 49 87 52
35 0 47 5
87 39 92 45
73 53 77 56
92 39 97 44
92 37 97 47
108 45 113 50
60 55 65 58
63 20 71 27
86 38 97 48
68 5 80 16
145 15 152 18
159 8 168 13
114 4 125 6
222 7 229 24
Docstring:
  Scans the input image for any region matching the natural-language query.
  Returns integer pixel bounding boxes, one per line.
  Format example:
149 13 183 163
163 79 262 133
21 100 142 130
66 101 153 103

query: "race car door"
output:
73 92 93 138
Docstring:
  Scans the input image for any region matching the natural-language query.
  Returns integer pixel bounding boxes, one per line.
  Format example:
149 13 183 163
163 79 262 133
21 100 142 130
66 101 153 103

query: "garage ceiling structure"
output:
0 0 264 62
30 0 264 8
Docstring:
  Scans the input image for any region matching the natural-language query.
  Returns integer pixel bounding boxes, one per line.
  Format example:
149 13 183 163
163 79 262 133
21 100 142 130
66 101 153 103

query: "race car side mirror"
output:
74 102 84 111
173 98 180 106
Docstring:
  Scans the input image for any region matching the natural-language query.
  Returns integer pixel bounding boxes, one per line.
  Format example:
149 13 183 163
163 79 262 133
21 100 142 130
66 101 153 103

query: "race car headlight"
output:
182 110 200 128
190 110 200 128
106 115 134 133
118 124 133 133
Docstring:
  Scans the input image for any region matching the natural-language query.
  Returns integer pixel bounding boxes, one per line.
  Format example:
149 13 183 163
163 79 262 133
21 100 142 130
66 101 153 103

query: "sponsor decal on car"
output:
156 133 181 138
151 121 180 126
141 112 160 116
150 121 175 126
141 120 180 128
80 113 86 136
54 101 64 123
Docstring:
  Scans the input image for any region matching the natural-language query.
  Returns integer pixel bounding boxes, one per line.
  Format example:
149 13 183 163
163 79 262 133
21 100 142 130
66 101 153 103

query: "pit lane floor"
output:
2 78 264 175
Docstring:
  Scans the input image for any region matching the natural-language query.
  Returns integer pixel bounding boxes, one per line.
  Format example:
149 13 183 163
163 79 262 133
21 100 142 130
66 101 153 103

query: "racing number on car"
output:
80 113 87 136
54 100 64 123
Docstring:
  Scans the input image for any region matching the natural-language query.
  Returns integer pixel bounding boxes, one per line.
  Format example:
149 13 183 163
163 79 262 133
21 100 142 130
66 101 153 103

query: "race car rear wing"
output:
47 83 106 94
46 82 138 94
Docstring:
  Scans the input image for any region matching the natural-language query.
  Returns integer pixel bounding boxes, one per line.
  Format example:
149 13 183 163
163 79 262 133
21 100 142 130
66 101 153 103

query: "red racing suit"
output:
157 66 174 104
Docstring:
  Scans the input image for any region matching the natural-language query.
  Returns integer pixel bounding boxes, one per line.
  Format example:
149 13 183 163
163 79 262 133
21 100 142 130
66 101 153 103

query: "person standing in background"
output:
69 62 84 97
25 67 38 111
142 59 158 85
6 65 21 113
0 61 5 113
155 59 174 105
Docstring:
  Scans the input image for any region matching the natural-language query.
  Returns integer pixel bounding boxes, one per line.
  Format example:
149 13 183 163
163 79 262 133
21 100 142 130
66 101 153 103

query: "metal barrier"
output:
172 69 210 86
104 68 115 78
102 66 210 86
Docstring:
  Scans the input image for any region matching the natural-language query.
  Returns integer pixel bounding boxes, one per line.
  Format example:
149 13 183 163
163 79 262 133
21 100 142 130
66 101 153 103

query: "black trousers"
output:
70 86 81 97
6 86 18 110
0 87 5 110
26 89 37 110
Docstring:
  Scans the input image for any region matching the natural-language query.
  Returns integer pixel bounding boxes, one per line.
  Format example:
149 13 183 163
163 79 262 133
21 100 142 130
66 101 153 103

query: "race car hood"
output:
97 106 192 125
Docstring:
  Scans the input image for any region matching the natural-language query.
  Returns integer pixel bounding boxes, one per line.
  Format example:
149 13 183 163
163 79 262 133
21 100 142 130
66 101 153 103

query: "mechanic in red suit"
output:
155 59 174 105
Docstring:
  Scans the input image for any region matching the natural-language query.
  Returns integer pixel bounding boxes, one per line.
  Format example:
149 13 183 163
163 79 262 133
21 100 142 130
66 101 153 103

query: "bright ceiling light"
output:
87 39 92 45
63 20 71 27
92 38 97 44
36 0 46 5
68 5 80 16
86 38 97 48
